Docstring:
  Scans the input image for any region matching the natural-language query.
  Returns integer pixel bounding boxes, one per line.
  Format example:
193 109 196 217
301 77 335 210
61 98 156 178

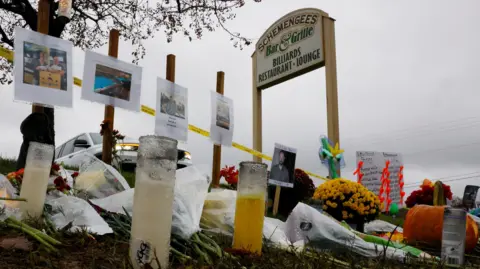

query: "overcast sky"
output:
1 0 480 197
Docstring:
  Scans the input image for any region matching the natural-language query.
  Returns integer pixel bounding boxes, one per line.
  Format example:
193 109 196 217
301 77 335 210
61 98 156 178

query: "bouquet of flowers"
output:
405 179 452 208
219 165 238 189
313 178 383 223
6 163 77 195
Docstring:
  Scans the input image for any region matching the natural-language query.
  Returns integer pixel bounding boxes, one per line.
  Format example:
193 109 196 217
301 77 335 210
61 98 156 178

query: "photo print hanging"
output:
14 27 74 108
155 78 189 141
210 91 234 146
81 50 142 111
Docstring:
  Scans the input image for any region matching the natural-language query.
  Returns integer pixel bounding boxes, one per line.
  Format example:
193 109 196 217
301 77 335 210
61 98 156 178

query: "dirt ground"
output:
0 229 129 269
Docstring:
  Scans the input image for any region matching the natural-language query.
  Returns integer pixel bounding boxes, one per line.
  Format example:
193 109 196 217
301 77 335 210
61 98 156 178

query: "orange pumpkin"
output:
404 205 479 252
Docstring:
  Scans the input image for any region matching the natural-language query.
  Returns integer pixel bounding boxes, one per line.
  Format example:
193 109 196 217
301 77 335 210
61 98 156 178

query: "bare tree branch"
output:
0 24 13 47
0 0 262 84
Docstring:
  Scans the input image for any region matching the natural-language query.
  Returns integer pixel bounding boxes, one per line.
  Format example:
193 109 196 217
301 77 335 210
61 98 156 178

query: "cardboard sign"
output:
39 71 61 89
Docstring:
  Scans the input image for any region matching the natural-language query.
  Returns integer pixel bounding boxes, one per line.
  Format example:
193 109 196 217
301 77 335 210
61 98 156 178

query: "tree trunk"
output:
16 1 62 170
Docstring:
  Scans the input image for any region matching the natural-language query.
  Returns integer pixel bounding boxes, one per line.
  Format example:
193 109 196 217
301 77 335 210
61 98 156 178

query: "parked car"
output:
55 133 192 170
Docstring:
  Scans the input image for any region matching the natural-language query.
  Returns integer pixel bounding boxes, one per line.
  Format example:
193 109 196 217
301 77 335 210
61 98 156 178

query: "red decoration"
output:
353 161 364 184
220 165 239 186
379 161 392 212
405 181 453 208
398 165 405 205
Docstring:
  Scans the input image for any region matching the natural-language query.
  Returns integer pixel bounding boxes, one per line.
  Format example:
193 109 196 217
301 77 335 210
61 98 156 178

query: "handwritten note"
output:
356 151 403 210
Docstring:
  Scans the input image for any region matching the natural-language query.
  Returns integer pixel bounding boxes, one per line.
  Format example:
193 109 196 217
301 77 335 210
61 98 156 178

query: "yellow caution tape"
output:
0 47 328 181
74 77 82 87
0 46 14 62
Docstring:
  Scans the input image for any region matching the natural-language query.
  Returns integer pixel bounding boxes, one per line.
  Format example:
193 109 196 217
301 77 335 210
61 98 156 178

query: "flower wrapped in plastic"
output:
313 178 383 223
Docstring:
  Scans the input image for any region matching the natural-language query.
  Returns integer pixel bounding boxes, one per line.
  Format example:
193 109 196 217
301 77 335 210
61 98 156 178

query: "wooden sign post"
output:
211 71 225 188
31 0 50 114
101 29 120 164
252 9 340 216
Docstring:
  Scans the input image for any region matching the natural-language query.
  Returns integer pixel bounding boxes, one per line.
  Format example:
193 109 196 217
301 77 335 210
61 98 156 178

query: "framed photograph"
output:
155 78 189 141
269 143 297 188
210 91 234 146
81 50 142 111
462 185 479 209
14 27 73 107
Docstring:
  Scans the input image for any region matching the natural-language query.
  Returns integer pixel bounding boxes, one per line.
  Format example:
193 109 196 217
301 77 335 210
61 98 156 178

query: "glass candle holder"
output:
19 142 54 218
232 161 268 255
129 135 178 269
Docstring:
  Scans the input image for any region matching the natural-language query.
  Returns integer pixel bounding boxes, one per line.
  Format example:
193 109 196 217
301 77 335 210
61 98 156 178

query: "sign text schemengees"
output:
255 8 325 89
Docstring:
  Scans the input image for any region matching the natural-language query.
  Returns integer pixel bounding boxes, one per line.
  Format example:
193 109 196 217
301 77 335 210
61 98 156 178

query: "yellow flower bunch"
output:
313 178 382 222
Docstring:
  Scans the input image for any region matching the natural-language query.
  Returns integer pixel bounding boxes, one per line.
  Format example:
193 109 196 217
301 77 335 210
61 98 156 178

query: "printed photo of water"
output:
93 64 132 101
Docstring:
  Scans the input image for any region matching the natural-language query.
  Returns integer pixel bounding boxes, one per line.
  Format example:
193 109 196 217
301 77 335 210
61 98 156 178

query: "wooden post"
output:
211 71 225 188
32 0 50 114
101 29 120 164
166 54 176 82
252 52 262 164
323 16 341 177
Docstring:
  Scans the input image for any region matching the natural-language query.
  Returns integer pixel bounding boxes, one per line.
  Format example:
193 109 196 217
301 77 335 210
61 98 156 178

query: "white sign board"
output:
356 151 403 210
14 27 74 108
255 8 325 89
155 78 189 141
441 208 466 266
210 91 234 146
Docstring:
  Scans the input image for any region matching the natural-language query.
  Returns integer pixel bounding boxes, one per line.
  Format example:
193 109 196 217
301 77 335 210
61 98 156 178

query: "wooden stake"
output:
31 0 50 114
323 17 341 177
211 71 225 188
251 52 262 164
166 54 176 82
101 29 120 165
272 185 281 216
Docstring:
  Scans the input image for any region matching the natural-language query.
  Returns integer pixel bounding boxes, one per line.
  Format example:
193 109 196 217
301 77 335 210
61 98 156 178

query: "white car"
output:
55 133 192 170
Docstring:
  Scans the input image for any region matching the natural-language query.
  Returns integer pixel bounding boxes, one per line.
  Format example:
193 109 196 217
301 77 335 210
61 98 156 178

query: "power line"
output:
343 116 480 142
404 173 480 189
343 120 480 147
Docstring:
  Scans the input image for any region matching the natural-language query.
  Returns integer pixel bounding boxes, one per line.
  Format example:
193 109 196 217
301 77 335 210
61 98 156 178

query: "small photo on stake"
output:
81 50 142 112
269 143 297 188
14 27 74 108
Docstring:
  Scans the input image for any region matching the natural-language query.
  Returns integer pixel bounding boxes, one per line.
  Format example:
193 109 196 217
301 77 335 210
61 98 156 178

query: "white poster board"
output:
355 151 403 210
269 143 297 188
14 27 74 108
441 208 466 266
81 50 142 112
155 78 189 141
210 91 234 146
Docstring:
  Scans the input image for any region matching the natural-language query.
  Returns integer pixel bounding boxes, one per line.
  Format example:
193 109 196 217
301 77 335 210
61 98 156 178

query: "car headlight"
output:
184 151 191 160
115 144 138 151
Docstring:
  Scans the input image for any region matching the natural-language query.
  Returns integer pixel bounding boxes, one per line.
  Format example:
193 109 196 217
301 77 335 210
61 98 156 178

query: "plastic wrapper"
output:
403 205 479 252
0 174 22 221
0 174 19 208
91 165 211 239
74 153 130 199
364 220 403 234
200 189 293 247
46 196 113 235
285 203 408 261
200 189 237 235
